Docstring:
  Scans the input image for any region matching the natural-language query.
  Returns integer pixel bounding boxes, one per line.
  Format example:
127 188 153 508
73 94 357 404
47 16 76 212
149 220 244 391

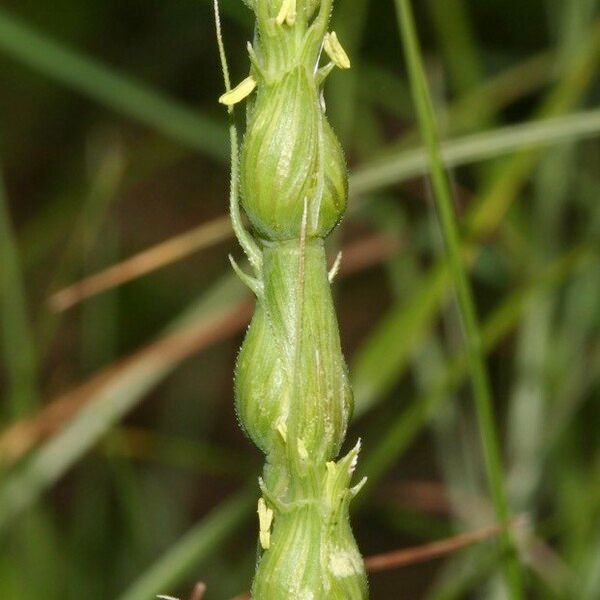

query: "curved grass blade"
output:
359 246 592 494
0 275 250 532
351 108 600 197
0 8 228 161
117 487 255 600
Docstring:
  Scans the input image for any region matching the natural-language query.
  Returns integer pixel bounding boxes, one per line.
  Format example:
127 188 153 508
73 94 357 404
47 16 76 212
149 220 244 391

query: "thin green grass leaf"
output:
394 1 523 594
351 107 600 197
0 8 228 160
360 49 554 130
41 137 126 353
47 107 600 310
0 274 249 531
352 264 447 417
117 486 255 600
359 245 592 495
425 0 484 96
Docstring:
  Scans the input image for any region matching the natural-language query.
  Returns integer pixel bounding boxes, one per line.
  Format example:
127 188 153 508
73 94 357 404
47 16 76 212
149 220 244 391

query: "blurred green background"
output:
0 1 599 598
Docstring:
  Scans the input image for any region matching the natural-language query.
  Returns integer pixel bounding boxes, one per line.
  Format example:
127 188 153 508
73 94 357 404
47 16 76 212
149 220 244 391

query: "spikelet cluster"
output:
220 2 368 598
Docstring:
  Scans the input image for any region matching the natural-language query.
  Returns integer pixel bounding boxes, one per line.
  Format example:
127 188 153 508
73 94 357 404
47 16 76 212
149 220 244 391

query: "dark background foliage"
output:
0 1 599 598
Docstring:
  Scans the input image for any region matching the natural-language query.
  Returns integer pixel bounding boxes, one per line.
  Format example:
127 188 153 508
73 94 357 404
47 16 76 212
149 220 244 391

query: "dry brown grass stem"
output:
0 300 253 464
49 215 232 312
48 212 401 313
365 515 529 573
384 480 490 516
2 233 399 465
223 516 528 597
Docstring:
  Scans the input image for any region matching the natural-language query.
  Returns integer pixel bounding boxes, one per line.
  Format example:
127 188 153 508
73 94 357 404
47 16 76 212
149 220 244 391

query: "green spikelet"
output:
235 240 352 461
217 1 368 597
240 68 348 240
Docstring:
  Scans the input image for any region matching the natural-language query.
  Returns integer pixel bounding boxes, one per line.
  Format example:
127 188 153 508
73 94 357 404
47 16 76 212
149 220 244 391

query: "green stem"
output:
394 0 524 597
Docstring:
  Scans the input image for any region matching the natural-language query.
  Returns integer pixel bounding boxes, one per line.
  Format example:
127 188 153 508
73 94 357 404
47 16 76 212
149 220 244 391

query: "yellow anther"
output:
218 76 257 106
323 32 351 70
257 498 274 550
276 0 296 26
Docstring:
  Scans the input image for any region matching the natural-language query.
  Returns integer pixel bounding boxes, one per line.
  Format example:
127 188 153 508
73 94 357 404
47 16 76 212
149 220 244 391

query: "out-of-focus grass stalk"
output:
80 160 121 374
469 20 600 237
103 428 255 478
39 137 126 357
3 508 64 599
47 107 600 315
374 196 480 546
351 107 600 197
444 52 553 134
0 163 38 417
394 0 523 595
581 533 600 600
359 245 592 495
506 152 573 508
117 487 255 600
0 274 248 532
327 0 370 148
425 0 484 96
427 547 502 600
0 7 228 161
353 6 599 422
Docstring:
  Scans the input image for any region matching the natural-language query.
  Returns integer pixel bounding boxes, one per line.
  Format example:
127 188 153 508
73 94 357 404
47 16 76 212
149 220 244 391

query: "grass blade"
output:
394 1 523 595
351 108 600 197
43 107 600 311
0 8 228 160
359 246 592 495
0 275 250 531
424 0 484 96
117 487 255 600
352 264 447 417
